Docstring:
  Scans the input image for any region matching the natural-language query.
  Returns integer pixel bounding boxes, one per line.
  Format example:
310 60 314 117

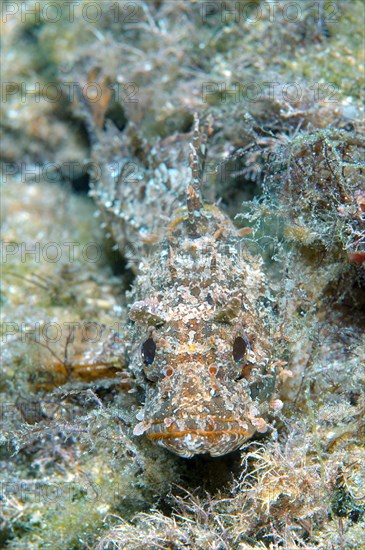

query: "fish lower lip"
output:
146 416 254 441
147 427 252 440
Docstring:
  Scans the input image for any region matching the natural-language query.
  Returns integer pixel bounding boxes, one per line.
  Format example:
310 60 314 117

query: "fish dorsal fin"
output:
186 114 213 233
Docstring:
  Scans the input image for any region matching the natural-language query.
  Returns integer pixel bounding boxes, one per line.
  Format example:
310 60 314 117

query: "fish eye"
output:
141 337 156 365
232 334 250 362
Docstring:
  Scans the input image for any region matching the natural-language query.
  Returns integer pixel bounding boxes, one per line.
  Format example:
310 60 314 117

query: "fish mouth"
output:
145 416 255 457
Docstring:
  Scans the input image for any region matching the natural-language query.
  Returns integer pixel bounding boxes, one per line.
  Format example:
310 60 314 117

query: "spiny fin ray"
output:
187 114 213 232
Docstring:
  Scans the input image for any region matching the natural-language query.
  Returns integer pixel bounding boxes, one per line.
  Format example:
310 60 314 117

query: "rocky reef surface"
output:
1 1 364 548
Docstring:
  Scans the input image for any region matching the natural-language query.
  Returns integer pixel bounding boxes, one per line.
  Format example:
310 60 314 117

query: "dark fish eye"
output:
232 334 250 362
141 337 156 365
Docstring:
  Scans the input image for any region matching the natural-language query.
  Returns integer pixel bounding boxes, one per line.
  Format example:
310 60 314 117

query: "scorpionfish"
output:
89 113 277 457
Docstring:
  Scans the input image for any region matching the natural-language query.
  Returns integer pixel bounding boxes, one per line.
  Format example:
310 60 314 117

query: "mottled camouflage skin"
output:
129 202 275 457
89 112 276 457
